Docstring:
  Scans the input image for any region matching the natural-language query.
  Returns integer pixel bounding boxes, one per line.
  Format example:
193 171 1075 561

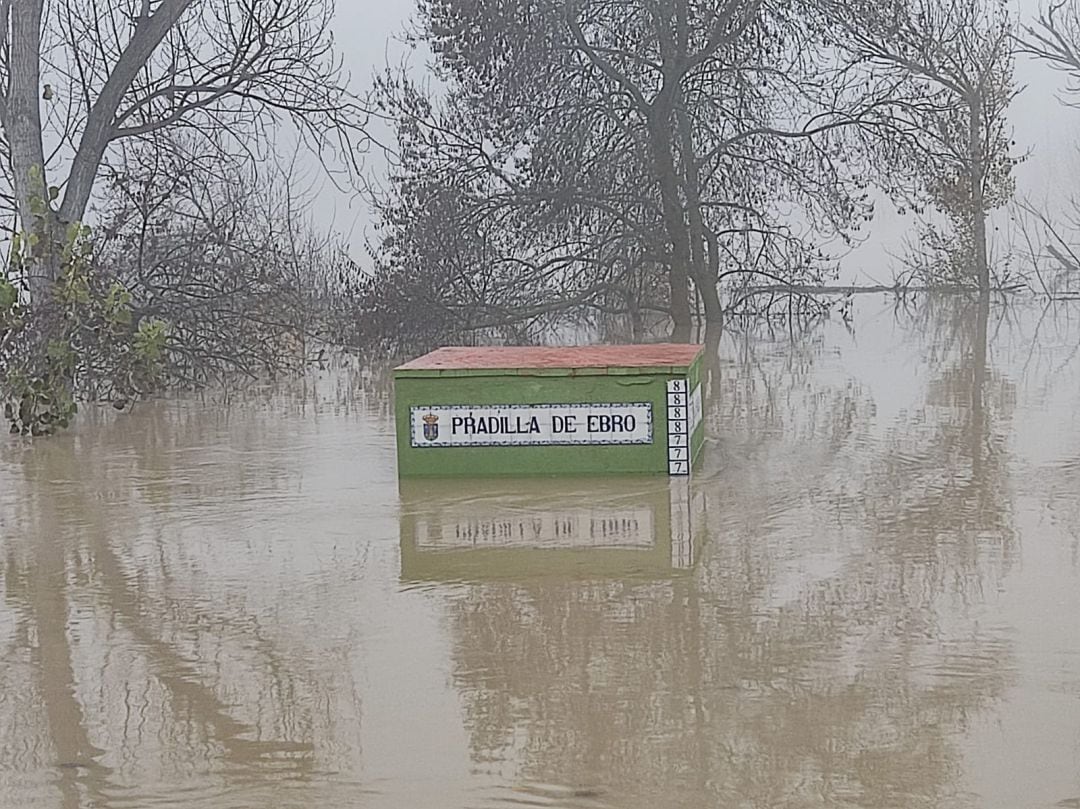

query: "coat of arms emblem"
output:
422 412 439 441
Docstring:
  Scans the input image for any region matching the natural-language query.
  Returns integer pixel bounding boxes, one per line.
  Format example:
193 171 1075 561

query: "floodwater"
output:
2 297 1080 809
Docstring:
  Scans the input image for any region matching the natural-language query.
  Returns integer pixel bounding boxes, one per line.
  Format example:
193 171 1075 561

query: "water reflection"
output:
442 296 1020 808
1 388 376 808
3 300 1080 808
399 477 697 581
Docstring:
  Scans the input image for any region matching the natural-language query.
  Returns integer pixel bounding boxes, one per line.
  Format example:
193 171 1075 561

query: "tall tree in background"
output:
832 0 1020 291
366 0 887 342
1011 1 1080 289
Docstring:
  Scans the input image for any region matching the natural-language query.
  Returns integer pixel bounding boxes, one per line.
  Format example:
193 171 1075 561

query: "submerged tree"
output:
93 135 342 388
2 131 348 434
362 0 888 343
831 0 1021 291
1011 1 1080 290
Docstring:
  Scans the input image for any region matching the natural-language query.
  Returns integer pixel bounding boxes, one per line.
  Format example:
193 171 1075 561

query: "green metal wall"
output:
394 358 703 477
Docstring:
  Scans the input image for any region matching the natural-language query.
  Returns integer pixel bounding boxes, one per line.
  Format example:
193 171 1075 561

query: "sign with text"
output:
410 403 652 447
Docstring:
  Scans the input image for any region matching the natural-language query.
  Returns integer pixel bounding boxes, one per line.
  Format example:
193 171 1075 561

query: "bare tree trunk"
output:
702 317 722 395
8 0 47 225
676 103 723 327
7 0 57 300
969 90 990 292
649 4 693 342
701 226 723 327
973 201 989 292
649 114 694 341
5 0 195 303
57 0 195 226
971 288 989 478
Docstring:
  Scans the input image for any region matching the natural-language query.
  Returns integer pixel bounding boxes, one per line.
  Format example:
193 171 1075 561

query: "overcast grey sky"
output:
315 1 416 254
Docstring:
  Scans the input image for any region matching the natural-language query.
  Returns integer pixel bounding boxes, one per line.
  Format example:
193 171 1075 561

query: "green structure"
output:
393 344 704 477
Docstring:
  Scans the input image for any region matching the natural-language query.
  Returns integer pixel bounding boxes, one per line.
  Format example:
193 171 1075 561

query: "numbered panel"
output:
666 378 690 476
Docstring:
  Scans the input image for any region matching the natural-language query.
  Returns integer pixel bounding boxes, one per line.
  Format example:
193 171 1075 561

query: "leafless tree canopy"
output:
355 0 921 346
1021 0 1080 98
0 0 367 259
829 0 1020 291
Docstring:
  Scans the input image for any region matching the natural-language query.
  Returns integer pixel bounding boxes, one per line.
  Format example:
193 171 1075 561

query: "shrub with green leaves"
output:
2 214 170 436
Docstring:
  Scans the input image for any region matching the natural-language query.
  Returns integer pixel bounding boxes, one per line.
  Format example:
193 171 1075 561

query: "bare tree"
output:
0 0 368 433
1020 0 1080 97
2 127 350 433
831 0 1021 291
0 0 367 296
362 0 889 343
93 135 309 389
1009 2 1080 293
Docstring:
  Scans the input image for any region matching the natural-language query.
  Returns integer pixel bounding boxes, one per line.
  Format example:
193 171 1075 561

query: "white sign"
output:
410 403 652 447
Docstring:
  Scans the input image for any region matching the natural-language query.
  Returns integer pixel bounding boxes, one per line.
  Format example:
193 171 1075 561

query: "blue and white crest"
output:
422 412 439 441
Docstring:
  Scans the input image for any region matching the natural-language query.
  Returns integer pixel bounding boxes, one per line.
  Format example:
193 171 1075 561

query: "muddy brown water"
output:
3 297 1080 809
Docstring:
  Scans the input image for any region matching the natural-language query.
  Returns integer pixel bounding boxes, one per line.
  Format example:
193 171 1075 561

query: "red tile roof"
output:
396 344 703 371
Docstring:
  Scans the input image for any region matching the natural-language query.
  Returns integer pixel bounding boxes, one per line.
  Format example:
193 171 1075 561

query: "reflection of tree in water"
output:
0 393 366 804
868 294 1015 572
999 303 1080 565
445 298 1016 808
701 319 876 472
1042 456 1080 565
448 575 1009 806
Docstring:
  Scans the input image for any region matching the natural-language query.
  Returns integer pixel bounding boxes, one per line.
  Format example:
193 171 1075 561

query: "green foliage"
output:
134 318 168 363
1 192 171 436
104 283 134 327
0 277 20 334
0 279 17 312
3 365 77 436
